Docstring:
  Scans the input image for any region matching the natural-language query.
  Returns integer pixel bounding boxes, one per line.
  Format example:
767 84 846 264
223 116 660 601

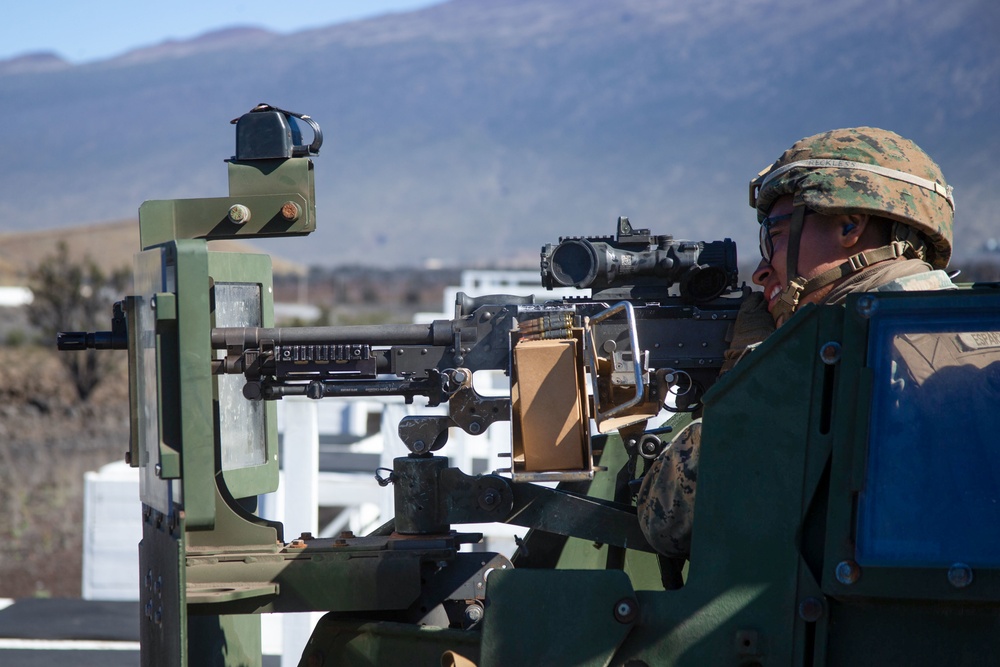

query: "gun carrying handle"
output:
587 301 646 425
290 112 323 156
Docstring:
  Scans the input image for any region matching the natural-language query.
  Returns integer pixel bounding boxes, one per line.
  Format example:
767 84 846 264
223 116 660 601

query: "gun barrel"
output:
56 330 127 350
211 321 454 349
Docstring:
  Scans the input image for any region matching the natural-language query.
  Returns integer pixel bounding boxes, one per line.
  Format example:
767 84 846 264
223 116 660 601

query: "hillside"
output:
0 220 304 282
0 0 997 268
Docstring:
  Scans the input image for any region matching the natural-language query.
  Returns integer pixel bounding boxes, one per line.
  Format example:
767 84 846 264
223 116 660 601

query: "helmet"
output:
749 127 954 268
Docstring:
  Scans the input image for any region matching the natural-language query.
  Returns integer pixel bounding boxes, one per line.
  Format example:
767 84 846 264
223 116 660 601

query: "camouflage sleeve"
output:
636 419 702 558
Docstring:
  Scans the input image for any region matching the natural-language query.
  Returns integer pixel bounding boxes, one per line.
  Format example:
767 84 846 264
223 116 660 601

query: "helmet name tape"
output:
758 159 955 211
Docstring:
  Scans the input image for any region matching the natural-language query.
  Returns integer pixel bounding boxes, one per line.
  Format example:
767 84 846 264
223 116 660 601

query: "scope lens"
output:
549 239 599 288
684 267 728 302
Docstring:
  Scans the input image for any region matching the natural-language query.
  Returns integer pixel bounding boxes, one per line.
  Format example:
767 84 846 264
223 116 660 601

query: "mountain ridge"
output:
1 0 997 268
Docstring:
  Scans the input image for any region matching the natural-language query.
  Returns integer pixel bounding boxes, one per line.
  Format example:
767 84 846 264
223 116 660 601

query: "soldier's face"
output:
752 196 849 323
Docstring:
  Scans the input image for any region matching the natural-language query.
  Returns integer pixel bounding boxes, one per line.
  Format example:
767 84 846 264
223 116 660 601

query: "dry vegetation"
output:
0 346 129 598
0 219 304 284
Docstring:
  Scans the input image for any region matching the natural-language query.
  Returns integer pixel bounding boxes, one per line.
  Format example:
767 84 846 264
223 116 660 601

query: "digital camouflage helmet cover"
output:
749 127 955 320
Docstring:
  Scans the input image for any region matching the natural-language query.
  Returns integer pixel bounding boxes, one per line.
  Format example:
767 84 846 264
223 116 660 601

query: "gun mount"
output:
57 106 1000 667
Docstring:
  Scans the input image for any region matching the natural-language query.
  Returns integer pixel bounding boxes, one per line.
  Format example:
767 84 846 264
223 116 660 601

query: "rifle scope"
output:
541 221 738 302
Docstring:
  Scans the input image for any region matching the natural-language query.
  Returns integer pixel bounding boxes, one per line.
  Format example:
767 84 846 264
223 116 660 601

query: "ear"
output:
839 214 870 248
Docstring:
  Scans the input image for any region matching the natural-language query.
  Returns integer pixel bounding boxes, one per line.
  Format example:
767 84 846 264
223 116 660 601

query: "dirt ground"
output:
0 346 129 598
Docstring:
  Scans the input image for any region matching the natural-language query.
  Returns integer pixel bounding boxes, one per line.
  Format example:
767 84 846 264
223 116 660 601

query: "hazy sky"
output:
0 0 445 63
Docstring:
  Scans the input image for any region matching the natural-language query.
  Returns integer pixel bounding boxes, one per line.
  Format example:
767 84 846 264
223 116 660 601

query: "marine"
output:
637 126 959 558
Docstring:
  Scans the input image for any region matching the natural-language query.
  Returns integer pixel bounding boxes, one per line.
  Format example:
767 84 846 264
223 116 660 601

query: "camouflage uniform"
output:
637 127 957 559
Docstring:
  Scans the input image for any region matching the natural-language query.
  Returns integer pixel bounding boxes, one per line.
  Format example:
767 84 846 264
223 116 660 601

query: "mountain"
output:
1 0 997 270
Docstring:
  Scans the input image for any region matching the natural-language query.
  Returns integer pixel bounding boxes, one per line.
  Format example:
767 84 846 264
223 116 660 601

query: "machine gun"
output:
209 216 744 480
61 218 746 478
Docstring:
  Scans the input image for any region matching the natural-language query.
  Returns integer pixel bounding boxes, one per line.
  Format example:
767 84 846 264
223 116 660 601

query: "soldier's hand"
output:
720 291 775 374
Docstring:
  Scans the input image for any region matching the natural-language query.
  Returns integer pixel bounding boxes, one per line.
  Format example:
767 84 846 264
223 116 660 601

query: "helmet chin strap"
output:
770 206 807 324
769 207 913 324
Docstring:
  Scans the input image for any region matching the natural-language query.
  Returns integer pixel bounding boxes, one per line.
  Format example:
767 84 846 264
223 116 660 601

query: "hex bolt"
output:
280 201 301 222
228 204 251 224
835 560 861 585
478 488 501 511
411 440 428 454
465 604 484 625
469 421 482 434
948 563 974 588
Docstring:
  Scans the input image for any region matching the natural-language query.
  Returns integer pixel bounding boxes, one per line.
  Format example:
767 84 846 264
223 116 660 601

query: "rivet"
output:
613 597 638 624
820 341 842 365
797 596 823 622
835 560 861 585
948 563 974 588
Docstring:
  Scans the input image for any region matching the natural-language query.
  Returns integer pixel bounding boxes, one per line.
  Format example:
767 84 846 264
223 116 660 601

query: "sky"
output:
0 0 446 63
